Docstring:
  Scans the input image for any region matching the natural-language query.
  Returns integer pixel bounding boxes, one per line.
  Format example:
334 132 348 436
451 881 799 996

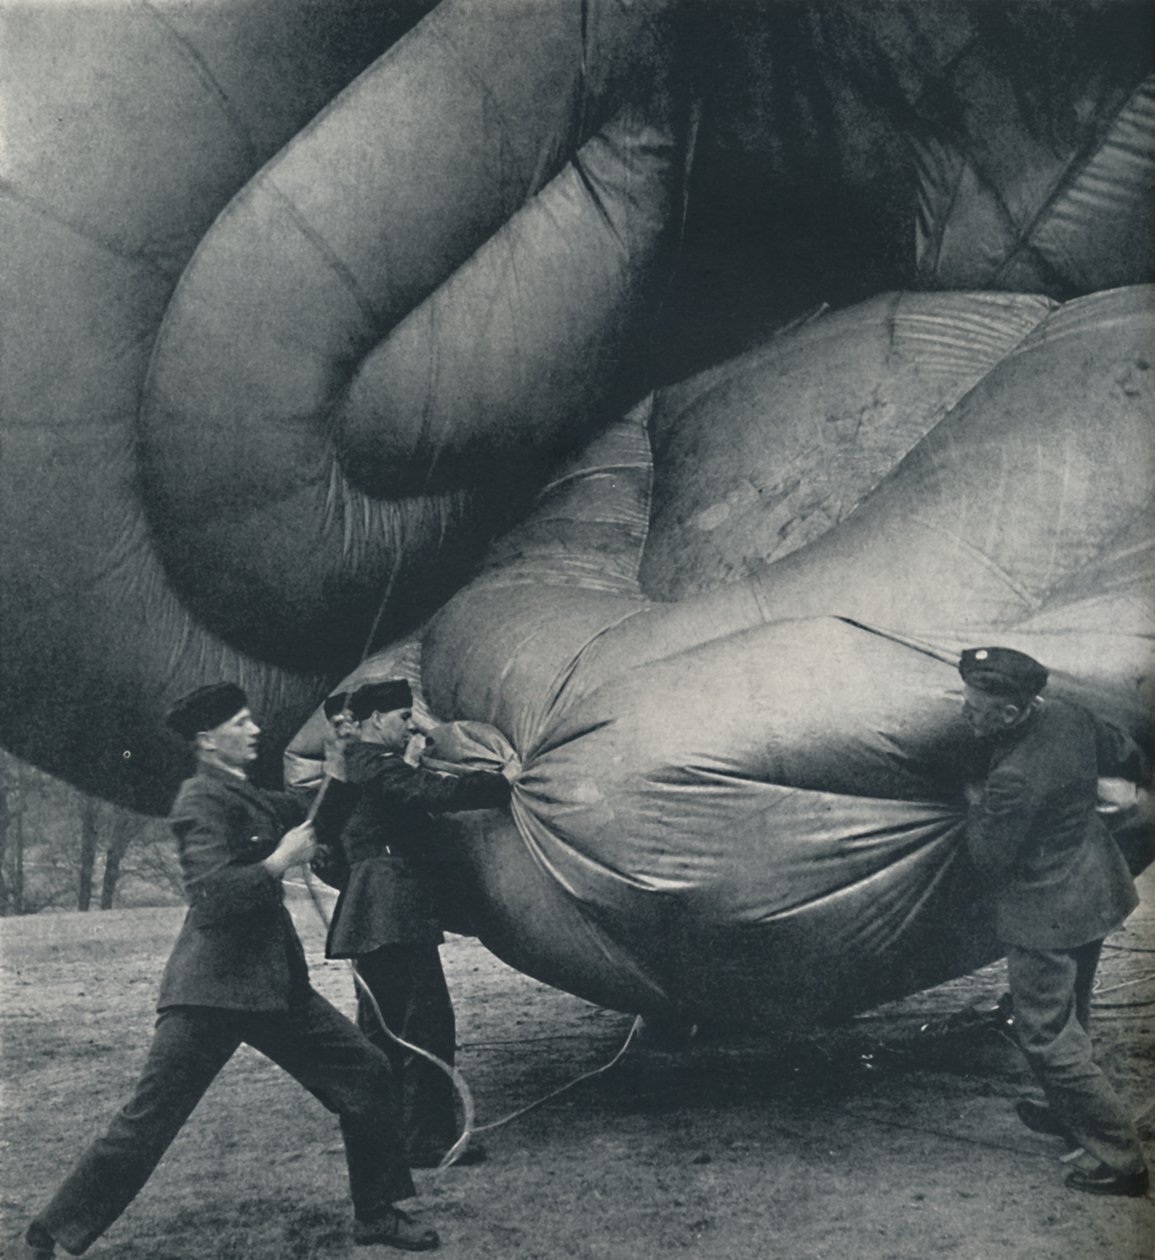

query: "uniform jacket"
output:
157 765 309 1012
325 743 510 958
966 698 1142 949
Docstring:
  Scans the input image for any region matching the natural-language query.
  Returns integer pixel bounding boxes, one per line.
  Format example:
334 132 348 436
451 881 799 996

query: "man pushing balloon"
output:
958 647 1149 1198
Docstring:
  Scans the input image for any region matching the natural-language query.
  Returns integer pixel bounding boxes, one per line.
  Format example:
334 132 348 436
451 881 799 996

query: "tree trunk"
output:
100 817 138 910
0 760 10 916
3 759 27 915
13 817 24 914
78 794 100 911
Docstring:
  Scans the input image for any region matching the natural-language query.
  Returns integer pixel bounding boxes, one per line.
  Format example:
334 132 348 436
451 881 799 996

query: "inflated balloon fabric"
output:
413 288 1153 1027
1 0 685 809
2 0 1152 871
1 0 404 809
138 0 686 666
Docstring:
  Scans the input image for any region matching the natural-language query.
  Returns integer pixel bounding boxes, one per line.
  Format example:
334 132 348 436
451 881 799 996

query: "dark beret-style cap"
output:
347 679 413 721
958 647 1048 700
322 692 349 721
166 682 248 739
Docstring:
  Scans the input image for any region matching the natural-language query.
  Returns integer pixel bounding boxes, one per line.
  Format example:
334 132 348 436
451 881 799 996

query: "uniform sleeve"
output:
170 788 283 927
371 757 512 813
965 763 1035 881
262 789 307 832
1090 712 1151 784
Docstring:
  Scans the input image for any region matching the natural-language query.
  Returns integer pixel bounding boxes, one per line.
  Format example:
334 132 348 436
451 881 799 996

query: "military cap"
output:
958 647 1048 701
322 692 349 721
166 682 248 740
347 678 413 721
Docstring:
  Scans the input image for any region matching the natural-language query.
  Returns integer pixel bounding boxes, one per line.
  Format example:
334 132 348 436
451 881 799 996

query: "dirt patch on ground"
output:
2 872 1153 1259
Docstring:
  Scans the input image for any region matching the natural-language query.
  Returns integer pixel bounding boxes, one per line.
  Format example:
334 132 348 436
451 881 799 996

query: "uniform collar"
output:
194 761 270 805
198 758 249 782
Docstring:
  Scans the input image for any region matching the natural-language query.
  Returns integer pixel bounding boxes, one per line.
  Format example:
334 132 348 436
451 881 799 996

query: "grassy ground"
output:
1 874 1152 1259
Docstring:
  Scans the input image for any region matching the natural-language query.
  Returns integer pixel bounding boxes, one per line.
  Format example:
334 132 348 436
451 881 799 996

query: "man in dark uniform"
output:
325 679 511 1168
959 647 1150 1198
21 684 439 1258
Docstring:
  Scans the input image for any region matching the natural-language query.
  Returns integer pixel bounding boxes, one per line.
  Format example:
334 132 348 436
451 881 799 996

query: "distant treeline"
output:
0 750 182 915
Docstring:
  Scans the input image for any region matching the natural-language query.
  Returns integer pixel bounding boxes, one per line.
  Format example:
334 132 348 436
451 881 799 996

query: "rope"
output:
298 860 473 1170
298 851 639 1169
350 959 478 1171
1093 969 1155 997
290 470 493 1168
281 253 645 1170
472 1016 642 1134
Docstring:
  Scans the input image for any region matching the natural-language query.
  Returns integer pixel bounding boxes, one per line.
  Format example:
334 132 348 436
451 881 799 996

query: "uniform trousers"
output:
353 944 458 1160
1007 939 1144 1174
37 990 414 1255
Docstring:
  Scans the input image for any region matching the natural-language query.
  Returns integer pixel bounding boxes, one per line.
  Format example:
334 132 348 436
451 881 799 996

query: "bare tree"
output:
0 758 10 916
78 794 101 911
0 754 28 915
0 751 181 913
101 811 155 909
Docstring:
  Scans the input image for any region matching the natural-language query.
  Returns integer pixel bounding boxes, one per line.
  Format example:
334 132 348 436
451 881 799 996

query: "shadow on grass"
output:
599 999 1022 1116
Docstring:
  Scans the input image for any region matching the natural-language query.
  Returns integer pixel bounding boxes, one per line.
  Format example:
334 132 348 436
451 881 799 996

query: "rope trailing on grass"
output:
298 859 641 1167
